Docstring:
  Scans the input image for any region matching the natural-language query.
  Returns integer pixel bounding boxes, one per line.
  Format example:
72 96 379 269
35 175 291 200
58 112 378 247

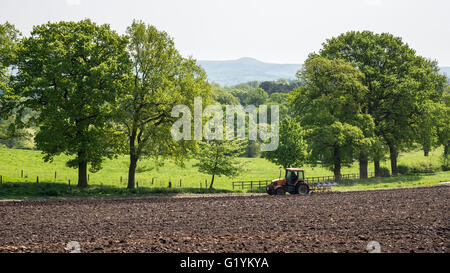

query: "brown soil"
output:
0 186 448 253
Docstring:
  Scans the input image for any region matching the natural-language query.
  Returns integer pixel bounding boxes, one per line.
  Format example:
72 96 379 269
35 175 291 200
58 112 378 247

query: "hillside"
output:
439 66 450 77
198 58 450 86
198 57 301 86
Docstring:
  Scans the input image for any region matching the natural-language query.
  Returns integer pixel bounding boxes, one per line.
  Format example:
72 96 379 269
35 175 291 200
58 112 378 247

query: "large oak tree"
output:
290 56 369 181
12 20 130 187
120 20 211 189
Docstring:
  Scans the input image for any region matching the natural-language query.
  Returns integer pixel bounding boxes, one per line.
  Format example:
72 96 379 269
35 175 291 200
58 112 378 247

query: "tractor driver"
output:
290 171 298 185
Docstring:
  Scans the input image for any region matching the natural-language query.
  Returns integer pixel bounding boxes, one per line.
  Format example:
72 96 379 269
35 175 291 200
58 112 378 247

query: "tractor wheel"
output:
275 187 286 195
296 183 309 195
266 184 274 195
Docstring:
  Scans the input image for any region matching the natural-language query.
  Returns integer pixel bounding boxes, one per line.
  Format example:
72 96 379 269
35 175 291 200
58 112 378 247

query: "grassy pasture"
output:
0 147 448 199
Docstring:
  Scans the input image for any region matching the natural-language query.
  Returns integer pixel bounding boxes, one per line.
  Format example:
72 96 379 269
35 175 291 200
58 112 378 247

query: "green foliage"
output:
435 91 450 151
244 87 268 106
318 31 448 174
378 167 391 177
211 84 240 105
0 22 20 93
407 161 440 174
263 117 306 168
397 161 440 174
397 164 410 175
194 140 245 188
259 79 302 95
441 154 449 171
245 140 260 158
290 56 367 176
0 22 22 140
119 20 211 188
11 20 131 187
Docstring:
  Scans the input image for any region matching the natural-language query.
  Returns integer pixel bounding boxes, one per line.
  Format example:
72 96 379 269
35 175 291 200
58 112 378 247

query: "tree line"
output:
1 21 449 187
266 31 449 180
0 19 211 188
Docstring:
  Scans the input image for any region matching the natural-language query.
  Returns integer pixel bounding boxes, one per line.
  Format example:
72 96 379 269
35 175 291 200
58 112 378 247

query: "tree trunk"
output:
334 165 341 182
374 160 380 177
444 142 448 157
78 160 88 188
359 152 368 179
333 146 341 182
424 150 429 156
389 145 398 176
127 128 138 189
209 174 215 189
128 155 138 189
359 158 368 179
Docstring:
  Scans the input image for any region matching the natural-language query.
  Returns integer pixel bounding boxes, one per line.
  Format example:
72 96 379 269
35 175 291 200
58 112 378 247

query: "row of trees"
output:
280 31 448 179
2 22 448 186
0 20 211 188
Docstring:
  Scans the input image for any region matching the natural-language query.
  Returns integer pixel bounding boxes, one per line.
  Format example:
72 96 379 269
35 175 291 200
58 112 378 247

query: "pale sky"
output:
1 0 449 65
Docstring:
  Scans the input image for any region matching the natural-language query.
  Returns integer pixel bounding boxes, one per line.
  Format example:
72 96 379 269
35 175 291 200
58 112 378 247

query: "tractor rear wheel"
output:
296 183 309 195
275 187 286 195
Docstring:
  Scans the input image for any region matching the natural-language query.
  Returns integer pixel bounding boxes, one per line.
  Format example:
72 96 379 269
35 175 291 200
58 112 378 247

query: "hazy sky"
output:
1 0 449 65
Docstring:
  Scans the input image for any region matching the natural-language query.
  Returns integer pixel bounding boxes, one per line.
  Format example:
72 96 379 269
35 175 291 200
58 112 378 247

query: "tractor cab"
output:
285 168 304 185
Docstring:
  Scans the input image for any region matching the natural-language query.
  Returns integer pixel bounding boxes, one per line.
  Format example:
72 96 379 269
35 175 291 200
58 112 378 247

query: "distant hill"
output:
198 57 450 86
198 57 301 86
439 66 450 77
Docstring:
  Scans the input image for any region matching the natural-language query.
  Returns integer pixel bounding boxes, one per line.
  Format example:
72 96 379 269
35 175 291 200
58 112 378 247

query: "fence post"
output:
0 175 2 185
36 176 39 183
232 182 234 190
180 179 182 187
250 181 253 189
168 181 171 188
152 177 154 185
54 171 57 180
21 170 23 178
205 179 208 189
120 176 122 183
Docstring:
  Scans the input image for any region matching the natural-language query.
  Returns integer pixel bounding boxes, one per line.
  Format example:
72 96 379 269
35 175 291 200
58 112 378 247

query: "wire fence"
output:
0 169 213 189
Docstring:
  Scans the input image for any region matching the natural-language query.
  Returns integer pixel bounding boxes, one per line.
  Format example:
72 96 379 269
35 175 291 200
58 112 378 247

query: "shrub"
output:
408 161 439 174
379 167 390 177
397 165 410 175
441 155 449 171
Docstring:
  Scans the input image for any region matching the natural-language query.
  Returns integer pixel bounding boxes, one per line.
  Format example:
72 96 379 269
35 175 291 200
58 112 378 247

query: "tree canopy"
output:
120 20 211 189
194 140 244 189
290 56 368 179
11 19 131 187
262 117 306 169
318 31 447 175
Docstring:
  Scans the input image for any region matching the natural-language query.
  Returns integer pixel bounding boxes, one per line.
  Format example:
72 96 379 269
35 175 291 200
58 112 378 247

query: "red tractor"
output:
266 168 310 195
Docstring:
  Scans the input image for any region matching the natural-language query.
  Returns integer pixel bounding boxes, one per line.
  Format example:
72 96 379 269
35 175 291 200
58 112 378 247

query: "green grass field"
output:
0 147 448 199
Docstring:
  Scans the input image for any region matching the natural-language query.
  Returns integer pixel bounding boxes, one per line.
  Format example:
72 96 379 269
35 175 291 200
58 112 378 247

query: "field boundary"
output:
1 184 449 203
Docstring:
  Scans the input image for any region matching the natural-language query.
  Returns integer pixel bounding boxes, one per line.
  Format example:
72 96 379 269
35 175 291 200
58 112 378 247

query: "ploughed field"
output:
0 186 448 253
